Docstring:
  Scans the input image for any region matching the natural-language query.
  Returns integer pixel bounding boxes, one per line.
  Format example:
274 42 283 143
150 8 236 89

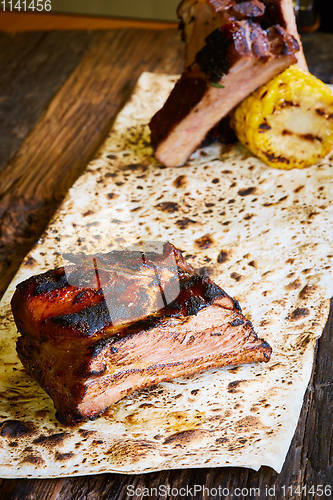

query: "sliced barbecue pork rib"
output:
150 18 298 167
12 243 271 424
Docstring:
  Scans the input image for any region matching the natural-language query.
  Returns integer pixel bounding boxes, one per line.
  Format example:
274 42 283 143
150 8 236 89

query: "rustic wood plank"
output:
0 12 177 33
0 28 183 299
0 31 96 171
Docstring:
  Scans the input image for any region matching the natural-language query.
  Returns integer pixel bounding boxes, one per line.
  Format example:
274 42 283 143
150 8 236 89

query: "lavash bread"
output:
0 73 332 477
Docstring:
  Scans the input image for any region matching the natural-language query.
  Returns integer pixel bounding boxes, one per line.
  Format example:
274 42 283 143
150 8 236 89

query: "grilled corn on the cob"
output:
231 66 333 169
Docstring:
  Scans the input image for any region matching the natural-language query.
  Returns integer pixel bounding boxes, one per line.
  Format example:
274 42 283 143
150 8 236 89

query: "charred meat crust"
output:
194 21 298 84
52 301 112 337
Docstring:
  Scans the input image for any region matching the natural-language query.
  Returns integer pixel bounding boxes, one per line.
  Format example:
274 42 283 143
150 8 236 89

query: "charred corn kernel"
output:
231 65 333 169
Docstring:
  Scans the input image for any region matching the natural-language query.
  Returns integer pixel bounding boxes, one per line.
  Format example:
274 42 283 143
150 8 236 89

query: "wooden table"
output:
0 27 332 500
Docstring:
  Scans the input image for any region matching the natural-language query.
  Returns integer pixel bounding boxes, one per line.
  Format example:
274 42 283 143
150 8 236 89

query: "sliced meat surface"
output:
150 20 298 167
12 244 272 424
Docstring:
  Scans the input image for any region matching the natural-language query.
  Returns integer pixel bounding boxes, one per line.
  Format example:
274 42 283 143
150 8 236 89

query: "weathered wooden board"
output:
0 29 331 500
0 29 183 300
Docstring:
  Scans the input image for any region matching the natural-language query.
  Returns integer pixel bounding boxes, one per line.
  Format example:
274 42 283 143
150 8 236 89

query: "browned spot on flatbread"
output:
268 362 285 371
124 163 144 171
55 451 75 461
92 439 104 445
78 429 95 438
83 210 94 217
215 436 228 444
34 410 49 418
259 318 272 327
195 234 214 249
235 416 266 432
299 284 318 299
21 453 44 465
285 279 302 291
288 307 310 321
230 272 242 281
238 187 256 196
295 333 312 351
217 250 229 263
154 201 179 213
163 429 208 446
176 218 197 229
173 175 187 188
33 432 70 447
227 380 246 393
107 439 155 465
23 256 36 267
0 420 35 438
228 366 241 374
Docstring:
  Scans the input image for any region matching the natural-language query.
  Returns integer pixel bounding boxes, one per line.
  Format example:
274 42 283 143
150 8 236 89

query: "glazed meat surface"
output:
178 0 307 69
12 243 272 424
150 0 299 167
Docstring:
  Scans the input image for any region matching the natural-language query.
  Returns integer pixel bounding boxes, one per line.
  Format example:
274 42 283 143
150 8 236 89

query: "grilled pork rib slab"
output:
150 19 298 167
12 244 271 424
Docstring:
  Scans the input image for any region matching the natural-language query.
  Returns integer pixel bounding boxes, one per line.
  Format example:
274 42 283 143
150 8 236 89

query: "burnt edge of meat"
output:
50 275 228 337
195 28 233 82
195 21 298 84
150 73 207 148
52 301 111 337
259 0 285 29
269 24 299 55
30 268 69 296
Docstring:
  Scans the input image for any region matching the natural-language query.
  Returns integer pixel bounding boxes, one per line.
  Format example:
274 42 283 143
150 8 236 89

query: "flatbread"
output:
0 73 332 478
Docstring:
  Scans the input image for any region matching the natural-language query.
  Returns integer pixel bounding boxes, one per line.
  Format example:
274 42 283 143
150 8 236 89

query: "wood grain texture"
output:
0 31 96 171
0 28 332 500
0 12 177 32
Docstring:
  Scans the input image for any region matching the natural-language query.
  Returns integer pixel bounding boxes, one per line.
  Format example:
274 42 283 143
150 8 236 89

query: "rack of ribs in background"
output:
11 243 271 424
150 0 303 167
